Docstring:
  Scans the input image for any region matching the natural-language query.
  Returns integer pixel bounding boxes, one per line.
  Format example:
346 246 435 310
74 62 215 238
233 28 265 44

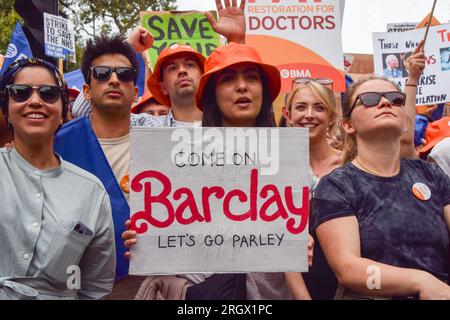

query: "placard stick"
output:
422 0 438 47
58 58 63 73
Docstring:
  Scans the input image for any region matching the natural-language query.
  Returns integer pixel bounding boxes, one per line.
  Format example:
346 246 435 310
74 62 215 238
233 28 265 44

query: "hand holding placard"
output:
123 219 137 259
406 40 426 83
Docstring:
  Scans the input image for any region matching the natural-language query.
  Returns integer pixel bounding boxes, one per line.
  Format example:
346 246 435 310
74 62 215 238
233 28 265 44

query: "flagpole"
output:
422 0 438 47
56 0 64 73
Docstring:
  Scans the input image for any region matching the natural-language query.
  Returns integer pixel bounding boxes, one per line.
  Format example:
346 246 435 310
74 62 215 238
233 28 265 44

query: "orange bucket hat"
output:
131 90 162 114
420 116 450 155
195 42 281 111
147 44 206 107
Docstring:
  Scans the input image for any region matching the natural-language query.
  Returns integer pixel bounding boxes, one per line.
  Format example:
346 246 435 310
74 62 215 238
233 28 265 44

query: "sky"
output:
176 0 450 54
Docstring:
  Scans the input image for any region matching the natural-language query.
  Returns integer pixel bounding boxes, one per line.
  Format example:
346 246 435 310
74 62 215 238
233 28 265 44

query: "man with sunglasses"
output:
54 34 162 300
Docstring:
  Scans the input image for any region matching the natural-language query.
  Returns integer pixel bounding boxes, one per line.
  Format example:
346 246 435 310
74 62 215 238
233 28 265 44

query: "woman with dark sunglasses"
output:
312 72 450 299
0 58 116 299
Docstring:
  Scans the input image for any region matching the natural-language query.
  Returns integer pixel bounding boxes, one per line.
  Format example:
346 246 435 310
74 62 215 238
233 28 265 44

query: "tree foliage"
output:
59 0 177 37
1 0 177 69
0 0 20 55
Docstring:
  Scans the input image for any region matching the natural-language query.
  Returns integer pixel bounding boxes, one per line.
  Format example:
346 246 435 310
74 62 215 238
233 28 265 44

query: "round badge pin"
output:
120 174 130 193
412 182 431 201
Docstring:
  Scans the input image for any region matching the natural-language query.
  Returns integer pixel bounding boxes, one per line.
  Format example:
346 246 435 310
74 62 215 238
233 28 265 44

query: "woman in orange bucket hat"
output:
196 42 281 128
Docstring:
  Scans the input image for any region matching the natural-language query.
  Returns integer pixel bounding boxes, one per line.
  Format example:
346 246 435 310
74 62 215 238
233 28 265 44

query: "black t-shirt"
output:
313 158 450 281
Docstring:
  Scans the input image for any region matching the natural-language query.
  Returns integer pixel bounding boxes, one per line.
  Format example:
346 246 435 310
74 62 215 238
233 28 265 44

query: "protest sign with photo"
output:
129 127 310 275
245 0 346 93
140 11 221 69
373 23 450 105
43 13 76 63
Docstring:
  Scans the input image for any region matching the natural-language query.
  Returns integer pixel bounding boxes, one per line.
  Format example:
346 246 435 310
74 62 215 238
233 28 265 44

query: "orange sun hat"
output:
420 116 450 155
147 44 206 107
131 89 162 114
195 42 281 111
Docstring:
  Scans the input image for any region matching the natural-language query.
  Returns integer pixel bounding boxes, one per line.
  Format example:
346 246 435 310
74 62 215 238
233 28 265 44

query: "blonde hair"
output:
286 81 340 138
341 75 403 164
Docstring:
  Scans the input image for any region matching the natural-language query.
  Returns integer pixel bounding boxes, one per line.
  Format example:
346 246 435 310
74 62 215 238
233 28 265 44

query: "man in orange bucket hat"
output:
147 44 206 127
147 0 247 128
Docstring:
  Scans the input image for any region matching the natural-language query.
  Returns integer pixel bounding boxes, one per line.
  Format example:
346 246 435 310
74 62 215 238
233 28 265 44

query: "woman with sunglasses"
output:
282 78 342 299
312 74 450 300
0 58 116 299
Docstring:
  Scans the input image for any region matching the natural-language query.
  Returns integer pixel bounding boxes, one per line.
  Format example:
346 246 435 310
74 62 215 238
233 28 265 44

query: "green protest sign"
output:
140 11 221 69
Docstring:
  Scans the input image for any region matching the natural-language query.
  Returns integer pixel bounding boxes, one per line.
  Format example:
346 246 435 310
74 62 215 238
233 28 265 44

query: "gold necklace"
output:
354 157 400 177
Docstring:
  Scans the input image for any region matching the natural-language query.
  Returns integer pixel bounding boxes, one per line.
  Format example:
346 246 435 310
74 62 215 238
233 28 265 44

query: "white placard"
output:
373 24 450 105
129 127 310 275
245 0 346 93
44 13 76 63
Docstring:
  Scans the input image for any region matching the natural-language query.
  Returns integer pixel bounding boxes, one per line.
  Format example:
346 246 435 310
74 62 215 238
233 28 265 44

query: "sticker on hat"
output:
120 174 130 193
412 182 431 201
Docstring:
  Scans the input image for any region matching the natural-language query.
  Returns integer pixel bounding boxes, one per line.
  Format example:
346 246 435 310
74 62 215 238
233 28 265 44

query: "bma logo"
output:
248 0 322 3
5 43 18 58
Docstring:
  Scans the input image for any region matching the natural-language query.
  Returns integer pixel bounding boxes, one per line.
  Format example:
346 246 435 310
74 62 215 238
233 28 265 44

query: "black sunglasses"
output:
5 84 62 103
88 66 137 83
292 77 333 90
347 91 406 116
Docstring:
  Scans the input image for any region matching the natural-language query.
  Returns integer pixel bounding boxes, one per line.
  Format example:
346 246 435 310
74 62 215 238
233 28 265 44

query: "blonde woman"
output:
283 79 342 299
284 79 342 177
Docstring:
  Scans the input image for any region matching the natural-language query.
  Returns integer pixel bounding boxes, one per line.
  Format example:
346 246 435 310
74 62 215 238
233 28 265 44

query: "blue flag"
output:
64 69 85 91
0 22 33 75
136 53 146 97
